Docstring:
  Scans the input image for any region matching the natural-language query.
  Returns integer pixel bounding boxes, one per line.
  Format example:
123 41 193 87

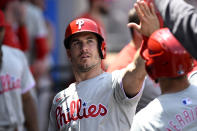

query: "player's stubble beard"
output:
71 51 101 73
77 55 101 72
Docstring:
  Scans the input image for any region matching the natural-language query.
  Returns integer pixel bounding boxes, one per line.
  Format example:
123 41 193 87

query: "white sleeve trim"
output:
21 82 36 94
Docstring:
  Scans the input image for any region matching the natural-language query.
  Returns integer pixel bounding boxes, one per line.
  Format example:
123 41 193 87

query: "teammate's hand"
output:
127 1 160 37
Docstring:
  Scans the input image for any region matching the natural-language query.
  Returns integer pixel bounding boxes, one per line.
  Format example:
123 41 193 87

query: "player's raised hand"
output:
127 1 160 37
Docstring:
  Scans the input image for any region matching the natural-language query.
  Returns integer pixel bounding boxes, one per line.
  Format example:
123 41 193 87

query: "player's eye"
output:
87 38 97 45
87 39 94 43
72 41 81 47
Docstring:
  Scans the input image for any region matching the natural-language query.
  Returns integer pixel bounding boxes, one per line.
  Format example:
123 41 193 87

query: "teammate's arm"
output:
122 49 146 97
128 1 160 37
154 0 197 60
122 1 160 97
22 91 39 131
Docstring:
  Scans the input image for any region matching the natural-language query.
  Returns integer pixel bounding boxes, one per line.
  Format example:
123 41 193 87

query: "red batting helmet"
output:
142 28 193 80
64 18 106 59
0 10 5 27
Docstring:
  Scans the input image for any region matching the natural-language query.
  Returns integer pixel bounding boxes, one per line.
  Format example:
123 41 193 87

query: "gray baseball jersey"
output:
131 78 197 130
0 45 35 131
136 71 197 113
48 70 144 131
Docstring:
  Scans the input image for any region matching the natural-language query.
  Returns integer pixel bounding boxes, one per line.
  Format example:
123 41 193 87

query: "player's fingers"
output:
142 1 151 16
127 23 141 33
150 3 156 16
134 3 144 21
138 1 147 17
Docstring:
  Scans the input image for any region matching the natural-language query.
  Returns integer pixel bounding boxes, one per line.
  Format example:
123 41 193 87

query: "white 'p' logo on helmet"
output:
76 19 84 30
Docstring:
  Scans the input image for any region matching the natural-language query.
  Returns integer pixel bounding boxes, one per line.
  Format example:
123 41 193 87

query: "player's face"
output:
67 32 101 72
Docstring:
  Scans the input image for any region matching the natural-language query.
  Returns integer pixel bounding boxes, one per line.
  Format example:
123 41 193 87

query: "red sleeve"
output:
35 37 49 60
3 24 21 49
17 25 29 51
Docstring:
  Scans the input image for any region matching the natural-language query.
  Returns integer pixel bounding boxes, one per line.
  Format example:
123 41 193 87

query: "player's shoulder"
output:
2 45 26 59
52 83 76 105
52 90 66 105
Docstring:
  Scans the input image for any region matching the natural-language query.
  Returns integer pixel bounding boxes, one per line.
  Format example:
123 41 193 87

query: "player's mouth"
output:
80 53 90 59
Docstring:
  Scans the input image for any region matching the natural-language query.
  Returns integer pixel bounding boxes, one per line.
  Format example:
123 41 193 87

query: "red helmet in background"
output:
64 18 106 59
0 10 5 27
142 28 193 80
144 0 164 28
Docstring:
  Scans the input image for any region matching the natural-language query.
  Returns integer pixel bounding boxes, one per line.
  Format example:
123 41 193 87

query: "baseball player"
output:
48 18 146 131
0 11 39 131
131 28 197 131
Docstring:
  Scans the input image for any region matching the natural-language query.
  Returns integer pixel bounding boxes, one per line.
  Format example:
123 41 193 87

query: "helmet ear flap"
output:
101 41 106 59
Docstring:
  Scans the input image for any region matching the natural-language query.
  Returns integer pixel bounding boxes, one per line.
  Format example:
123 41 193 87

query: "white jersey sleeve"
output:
19 50 36 94
112 70 144 106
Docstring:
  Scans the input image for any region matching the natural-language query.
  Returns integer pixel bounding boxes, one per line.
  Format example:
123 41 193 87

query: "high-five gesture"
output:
128 1 160 37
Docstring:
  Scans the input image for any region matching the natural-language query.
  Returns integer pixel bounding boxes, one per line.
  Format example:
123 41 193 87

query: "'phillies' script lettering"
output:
0 74 21 94
55 99 107 129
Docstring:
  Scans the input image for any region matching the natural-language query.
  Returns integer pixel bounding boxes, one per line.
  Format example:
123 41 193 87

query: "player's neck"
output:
159 76 190 94
73 65 104 83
